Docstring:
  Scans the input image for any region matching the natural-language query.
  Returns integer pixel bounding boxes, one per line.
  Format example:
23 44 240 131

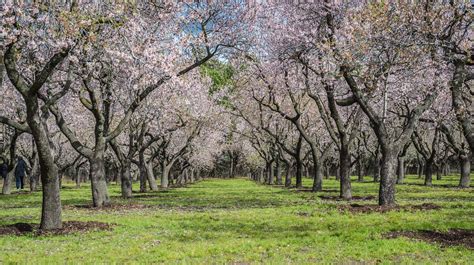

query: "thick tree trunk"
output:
396 156 405 184
2 170 14 194
120 161 132 198
161 162 171 188
267 161 274 185
40 165 61 230
339 147 351 199
145 160 158 191
89 156 110 207
459 154 471 188
378 147 397 206
312 164 324 193
25 97 62 230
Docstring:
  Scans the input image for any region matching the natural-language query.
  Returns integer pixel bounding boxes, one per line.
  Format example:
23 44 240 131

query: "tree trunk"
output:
145 160 158 191
357 160 364 182
2 170 14 194
417 160 424 178
311 149 323 192
40 165 61 230
267 161 274 185
373 158 380 182
120 161 133 198
295 160 303 188
196 169 201 181
26 97 62 230
339 147 351 199
396 156 405 184
89 156 110 207
2 131 20 195
285 164 291 187
161 162 171 188
378 147 397 206
30 172 38 191
436 165 442 180
451 61 474 153
190 169 195 183
30 152 40 191
139 161 147 193
459 153 471 188
259 168 265 183
324 164 330 179
229 151 234 178
424 160 433 186
137 151 149 192
78 168 87 187
312 164 324 193
275 159 282 185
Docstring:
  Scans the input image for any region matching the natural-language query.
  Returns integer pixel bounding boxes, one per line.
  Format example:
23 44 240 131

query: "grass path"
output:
0 176 473 264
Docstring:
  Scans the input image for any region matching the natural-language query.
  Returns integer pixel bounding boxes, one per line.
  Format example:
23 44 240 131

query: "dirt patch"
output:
296 211 313 217
385 229 474 250
64 203 150 211
0 221 113 236
410 203 441 211
319 195 375 201
339 203 441 214
11 190 32 194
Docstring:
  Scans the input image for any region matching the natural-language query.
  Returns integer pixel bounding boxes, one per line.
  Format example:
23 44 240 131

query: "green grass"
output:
0 175 472 264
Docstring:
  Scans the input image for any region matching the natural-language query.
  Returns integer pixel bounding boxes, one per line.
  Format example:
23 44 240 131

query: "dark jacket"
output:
15 159 27 178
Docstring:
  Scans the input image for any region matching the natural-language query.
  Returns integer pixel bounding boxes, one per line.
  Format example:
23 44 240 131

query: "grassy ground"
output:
0 175 472 264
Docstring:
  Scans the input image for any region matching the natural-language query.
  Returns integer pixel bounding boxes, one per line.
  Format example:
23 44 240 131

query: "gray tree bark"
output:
275 158 282 185
396 156 405 184
339 146 352 199
459 153 471 188
89 154 110 207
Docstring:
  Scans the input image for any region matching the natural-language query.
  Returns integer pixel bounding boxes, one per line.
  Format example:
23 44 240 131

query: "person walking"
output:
15 156 27 190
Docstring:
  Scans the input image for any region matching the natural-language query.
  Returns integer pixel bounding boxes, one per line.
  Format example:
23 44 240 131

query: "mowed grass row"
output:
0 175 472 264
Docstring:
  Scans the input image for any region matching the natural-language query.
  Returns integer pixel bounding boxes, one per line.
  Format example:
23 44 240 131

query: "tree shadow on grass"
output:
400 183 470 189
0 221 114 236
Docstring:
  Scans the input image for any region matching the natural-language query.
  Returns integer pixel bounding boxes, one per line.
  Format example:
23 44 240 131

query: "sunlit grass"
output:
0 175 472 264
